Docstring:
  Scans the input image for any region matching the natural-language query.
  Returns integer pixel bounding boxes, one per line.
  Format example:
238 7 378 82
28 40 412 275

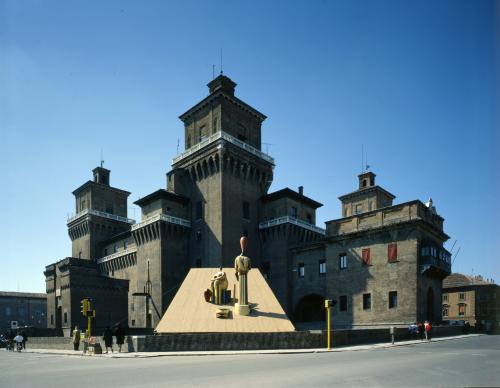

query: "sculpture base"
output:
234 303 250 316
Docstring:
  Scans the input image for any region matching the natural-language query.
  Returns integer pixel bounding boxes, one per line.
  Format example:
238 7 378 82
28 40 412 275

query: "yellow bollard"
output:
324 299 333 350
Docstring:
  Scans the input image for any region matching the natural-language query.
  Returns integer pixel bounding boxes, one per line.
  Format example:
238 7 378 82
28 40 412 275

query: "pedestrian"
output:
114 324 125 353
103 326 113 353
14 332 23 352
417 322 424 341
20 329 28 350
425 321 432 341
72 326 81 351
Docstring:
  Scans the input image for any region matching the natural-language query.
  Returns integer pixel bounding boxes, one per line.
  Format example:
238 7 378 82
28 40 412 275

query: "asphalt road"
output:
0 335 498 388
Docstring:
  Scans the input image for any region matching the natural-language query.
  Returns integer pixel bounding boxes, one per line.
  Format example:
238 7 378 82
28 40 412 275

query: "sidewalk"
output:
11 334 481 359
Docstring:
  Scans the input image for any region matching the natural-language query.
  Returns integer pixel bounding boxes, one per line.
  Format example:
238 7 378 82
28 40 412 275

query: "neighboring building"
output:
44 74 452 333
0 292 47 334
442 273 499 332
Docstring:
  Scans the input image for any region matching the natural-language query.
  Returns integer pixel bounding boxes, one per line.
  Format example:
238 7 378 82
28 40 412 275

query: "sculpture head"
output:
240 236 248 254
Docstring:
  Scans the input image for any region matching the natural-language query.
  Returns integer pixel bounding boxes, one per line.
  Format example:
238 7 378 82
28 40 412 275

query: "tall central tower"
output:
167 74 274 267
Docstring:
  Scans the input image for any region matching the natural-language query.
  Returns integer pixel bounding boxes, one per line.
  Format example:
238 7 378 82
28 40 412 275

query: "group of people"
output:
4 329 28 351
408 321 433 341
72 324 126 353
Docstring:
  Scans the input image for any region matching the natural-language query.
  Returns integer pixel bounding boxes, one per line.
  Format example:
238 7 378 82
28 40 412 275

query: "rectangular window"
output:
389 291 398 308
64 312 67 323
298 263 305 278
363 293 371 310
421 247 429 256
388 243 398 262
306 213 312 224
81 200 86 211
459 304 466 316
290 207 298 218
131 319 135 326
339 254 347 269
362 248 371 266
339 295 347 312
319 259 326 275
443 294 448 302
442 306 449 317
459 293 465 301
355 204 363 214
242 201 250 219
195 201 203 220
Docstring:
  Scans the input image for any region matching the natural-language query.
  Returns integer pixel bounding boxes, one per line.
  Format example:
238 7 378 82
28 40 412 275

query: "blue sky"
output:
0 0 498 293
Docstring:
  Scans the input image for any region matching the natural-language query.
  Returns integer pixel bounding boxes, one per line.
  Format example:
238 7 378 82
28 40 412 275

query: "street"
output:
0 335 498 387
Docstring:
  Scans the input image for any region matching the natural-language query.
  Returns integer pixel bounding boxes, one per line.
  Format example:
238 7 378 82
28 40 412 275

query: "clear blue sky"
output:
1 0 498 293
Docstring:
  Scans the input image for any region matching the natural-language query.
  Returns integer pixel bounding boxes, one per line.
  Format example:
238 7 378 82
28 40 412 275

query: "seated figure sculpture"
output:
210 268 228 305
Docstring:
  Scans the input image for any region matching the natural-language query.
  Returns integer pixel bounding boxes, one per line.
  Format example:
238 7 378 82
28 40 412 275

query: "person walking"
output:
14 332 23 352
114 324 125 353
425 321 432 341
103 326 113 353
417 322 424 341
72 326 81 351
20 329 28 350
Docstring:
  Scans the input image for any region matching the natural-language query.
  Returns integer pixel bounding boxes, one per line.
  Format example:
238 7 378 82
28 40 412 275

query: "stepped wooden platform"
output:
155 268 295 333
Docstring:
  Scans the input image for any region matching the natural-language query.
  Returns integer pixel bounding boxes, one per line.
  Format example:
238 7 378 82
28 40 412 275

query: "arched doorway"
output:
294 294 325 322
427 287 434 322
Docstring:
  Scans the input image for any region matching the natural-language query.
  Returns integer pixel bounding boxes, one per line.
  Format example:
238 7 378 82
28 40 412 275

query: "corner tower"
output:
168 74 274 267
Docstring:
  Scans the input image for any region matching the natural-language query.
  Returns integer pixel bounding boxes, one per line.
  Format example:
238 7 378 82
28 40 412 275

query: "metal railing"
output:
259 216 326 235
172 130 274 165
67 208 136 224
131 213 191 231
96 248 137 265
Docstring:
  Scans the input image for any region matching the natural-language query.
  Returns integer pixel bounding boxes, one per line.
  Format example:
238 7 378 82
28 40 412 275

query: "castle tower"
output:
68 167 134 260
167 74 274 267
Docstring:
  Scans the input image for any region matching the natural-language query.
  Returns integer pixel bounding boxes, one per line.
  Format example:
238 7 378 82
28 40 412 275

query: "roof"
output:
0 291 47 299
338 185 396 201
155 268 295 333
72 181 131 196
261 188 323 209
443 273 497 289
134 189 190 207
179 90 267 122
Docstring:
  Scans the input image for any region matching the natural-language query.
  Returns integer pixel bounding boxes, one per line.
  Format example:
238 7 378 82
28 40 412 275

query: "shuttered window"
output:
362 248 371 266
388 243 398 262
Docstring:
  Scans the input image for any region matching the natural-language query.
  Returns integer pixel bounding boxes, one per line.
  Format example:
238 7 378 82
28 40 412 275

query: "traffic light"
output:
81 299 88 316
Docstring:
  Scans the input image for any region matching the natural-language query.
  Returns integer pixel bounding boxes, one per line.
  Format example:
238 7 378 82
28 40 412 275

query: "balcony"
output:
67 208 136 225
96 247 137 265
131 213 191 231
172 130 275 166
420 250 451 277
259 216 326 235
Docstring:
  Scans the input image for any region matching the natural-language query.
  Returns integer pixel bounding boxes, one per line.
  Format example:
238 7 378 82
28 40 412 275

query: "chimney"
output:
298 186 304 195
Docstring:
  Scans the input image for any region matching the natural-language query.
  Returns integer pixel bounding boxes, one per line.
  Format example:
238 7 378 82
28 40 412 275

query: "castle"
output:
44 74 451 333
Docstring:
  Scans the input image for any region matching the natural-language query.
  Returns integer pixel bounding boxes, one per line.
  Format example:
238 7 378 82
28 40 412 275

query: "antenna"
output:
449 239 457 254
361 144 364 173
365 149 370 171
451 246 461 266
100 149 104 168
262 142 274 154
220 48 223 74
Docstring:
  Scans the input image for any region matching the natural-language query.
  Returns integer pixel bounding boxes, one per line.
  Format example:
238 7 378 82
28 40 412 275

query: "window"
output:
355 204 363 214
213 117 218 133
459 304 466 316
113 245 118 253
81 200 86 211
319 259 326 275
306 213 312 224
199 125 206 142
195 201 203 220
298 263 305 278
51 315 54 325
459 293 465 301
421 247 430 256
339 296 347 312
242 201 250 219
362 248 371 266
124 241 128 250
368 201 373 211
443 294 448 302
64 312 67 323
389 291 398 308
388 243 398 262
131 319 135 326
78 251 82 259
363 293 371 310
131 303 134 312
339 254 347 269
362 179 367 188
290 207 298 218
442 306 449 317
187 135 191 148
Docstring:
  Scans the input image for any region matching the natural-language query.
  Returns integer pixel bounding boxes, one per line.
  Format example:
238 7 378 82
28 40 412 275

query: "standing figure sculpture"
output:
211 268 228 305
234 236 252 315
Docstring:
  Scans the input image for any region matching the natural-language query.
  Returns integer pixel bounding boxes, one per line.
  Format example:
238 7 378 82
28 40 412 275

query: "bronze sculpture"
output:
234 236 252 315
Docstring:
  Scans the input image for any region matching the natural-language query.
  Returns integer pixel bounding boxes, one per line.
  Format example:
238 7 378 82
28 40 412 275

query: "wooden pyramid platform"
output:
155 268 295 333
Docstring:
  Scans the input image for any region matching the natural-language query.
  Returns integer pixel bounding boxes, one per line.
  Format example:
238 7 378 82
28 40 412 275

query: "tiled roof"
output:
443 273 495 288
